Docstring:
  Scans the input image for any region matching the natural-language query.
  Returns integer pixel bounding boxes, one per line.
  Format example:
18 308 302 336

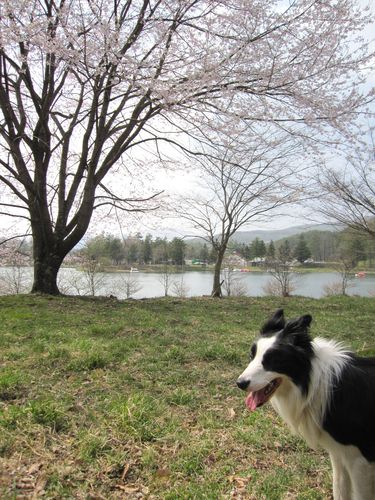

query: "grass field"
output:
1 294 374 499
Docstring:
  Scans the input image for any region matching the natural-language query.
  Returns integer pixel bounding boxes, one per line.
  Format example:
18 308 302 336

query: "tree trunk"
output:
28 179 95 295
211 250 225 297
31 254 62 295
30 225 65 295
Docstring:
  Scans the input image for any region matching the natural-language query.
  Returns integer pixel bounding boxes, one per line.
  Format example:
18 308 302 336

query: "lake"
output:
1 267 374 299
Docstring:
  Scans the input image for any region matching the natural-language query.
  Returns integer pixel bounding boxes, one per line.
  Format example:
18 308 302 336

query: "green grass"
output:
0 294 374 498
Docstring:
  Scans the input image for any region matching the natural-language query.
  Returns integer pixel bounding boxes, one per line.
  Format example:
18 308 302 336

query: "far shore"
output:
1 263 375 275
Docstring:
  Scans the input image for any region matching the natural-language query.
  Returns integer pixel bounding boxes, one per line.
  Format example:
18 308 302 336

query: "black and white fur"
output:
237 309 375 500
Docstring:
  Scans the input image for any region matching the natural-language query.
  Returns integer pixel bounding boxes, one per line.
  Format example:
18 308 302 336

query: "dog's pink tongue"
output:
245 390 264 412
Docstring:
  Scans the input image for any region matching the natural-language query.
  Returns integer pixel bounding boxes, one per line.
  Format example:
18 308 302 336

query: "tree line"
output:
79 233 216 267
235 236 311 264
233 230 375 267
74 227 375 269
2 226 374 271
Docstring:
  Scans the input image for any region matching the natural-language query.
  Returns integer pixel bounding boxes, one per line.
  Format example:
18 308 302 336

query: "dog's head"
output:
236 309 313 411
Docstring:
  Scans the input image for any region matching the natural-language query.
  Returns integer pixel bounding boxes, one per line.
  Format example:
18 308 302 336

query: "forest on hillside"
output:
232 229 375 267
67 228 375 269
2 226 375 270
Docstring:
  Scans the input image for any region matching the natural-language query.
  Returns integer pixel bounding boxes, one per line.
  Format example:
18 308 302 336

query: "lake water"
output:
1 267 374 299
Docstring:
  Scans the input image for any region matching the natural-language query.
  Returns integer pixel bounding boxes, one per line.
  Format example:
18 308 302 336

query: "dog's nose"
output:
237 378 250 391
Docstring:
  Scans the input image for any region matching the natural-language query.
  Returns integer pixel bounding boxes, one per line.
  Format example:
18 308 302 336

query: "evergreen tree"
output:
250 238 267 258
143 234 153 264
248 240 256 259
170 238 186 266
249 238 259 258
266 240 276 259
294 235 311 263
244 244 252 260
258 239 266 258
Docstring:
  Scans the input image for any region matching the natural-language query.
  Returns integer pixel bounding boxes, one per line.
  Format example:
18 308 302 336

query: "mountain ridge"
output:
231 223 340 244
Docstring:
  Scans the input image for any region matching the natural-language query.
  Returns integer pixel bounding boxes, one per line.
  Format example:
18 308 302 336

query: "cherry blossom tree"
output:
0 0 373 294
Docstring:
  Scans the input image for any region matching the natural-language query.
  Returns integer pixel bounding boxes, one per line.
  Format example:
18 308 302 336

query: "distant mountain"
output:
231 223 340 244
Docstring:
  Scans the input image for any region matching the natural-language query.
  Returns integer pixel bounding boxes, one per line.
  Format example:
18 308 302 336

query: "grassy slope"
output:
0 295 374 499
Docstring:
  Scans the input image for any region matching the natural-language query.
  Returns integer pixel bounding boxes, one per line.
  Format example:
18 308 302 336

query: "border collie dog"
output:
237 309 375 500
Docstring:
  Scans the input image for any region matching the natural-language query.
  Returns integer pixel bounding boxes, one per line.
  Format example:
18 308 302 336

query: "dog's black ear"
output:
283 314 312 335
280 314 313 349
281 314 313 356
261 309 285 336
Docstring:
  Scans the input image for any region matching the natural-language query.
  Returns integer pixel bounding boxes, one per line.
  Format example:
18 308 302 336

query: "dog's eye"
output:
250 343 257 360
